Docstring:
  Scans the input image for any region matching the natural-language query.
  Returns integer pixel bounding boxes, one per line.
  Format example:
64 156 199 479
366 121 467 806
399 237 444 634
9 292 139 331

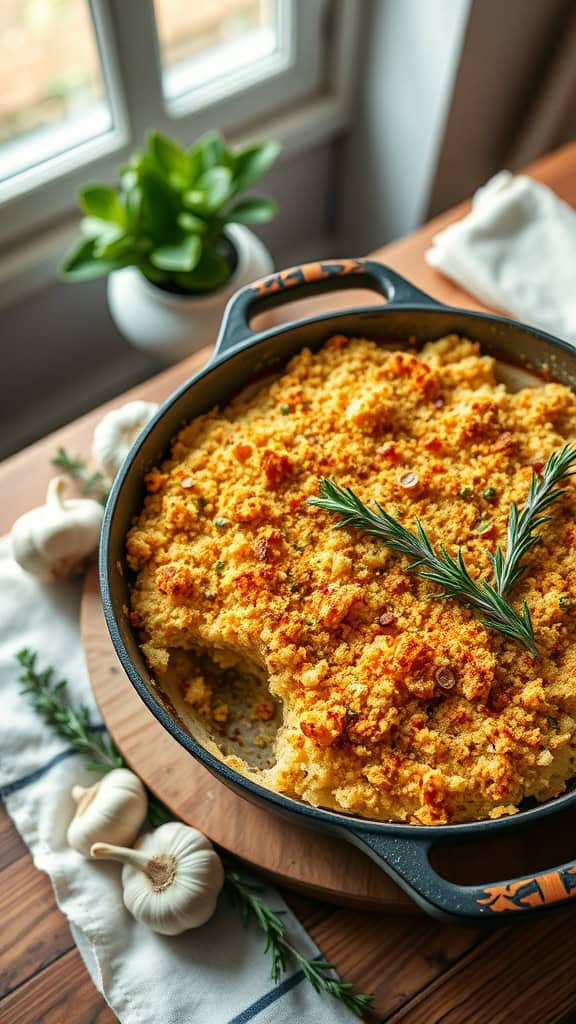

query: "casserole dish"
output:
101 259 576 923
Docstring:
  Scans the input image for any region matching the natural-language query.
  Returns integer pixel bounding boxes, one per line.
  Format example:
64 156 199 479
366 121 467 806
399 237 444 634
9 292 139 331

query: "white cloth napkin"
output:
0 536 356 1024
426 171 576 343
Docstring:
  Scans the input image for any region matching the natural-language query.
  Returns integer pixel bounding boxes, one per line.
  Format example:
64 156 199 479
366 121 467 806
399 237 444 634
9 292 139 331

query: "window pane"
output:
0 0 111 183
154 0 279 105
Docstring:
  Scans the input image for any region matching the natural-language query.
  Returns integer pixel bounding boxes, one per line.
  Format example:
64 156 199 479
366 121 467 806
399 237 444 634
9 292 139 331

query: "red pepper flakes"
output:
492 431 516 454
378 442 401 463
262 449 293 488
233 443 253 462
422 436 443 453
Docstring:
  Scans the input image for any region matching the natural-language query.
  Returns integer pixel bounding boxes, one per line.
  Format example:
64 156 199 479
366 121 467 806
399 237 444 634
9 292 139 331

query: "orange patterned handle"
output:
214 259 434 361
250 259 366 296
349 830 576 922
478 866 576 913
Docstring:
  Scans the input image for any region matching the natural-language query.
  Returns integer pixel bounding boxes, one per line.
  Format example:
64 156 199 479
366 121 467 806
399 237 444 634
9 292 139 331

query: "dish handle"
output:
348 828 576 923
213 258 441 360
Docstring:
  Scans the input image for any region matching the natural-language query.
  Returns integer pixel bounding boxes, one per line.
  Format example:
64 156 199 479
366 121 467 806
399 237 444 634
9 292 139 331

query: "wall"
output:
0 141 338 459
338 0 471 254
427 0 576 215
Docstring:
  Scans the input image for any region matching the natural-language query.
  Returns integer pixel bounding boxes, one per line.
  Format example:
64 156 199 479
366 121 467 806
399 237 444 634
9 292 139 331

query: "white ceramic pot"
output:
107 224 273 365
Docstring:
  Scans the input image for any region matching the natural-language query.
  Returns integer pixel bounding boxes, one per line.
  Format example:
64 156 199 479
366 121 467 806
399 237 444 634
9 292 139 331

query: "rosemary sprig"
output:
224 870 373 1018
490 444 576 596
17 649 123 772
16 648 373 1018
308 479 537 653
224 870 288 983
51 447 110 506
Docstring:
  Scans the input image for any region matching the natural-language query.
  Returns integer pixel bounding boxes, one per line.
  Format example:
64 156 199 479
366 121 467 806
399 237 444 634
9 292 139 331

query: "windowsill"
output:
0 93 348 312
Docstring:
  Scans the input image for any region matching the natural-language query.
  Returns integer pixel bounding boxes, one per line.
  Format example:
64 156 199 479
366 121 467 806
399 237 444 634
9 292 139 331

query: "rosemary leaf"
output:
223 869 373 1017
16 648 123 769
51 447 110 505
489 443 576 596
308 478 537 654
17 649 373 1017
293 955 373 1017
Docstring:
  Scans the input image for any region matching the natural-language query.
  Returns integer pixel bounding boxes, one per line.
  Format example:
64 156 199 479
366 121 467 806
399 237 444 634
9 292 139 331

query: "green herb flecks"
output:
474 518 493 535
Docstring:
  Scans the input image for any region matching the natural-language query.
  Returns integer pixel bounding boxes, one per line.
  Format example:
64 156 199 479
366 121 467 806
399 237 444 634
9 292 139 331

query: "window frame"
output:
0 0 329 248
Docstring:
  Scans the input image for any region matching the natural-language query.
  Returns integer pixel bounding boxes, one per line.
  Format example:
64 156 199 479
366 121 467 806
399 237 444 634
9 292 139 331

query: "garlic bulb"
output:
91 822 224 934
67 768 148 857
10 476 103 582
92 400 159 481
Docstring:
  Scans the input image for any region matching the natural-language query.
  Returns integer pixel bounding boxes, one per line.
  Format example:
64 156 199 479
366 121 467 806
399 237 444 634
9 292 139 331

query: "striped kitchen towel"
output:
0 537 357 1024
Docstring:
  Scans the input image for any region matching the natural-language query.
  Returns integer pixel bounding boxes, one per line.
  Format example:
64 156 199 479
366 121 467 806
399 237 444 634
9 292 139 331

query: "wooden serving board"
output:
80 565 412 910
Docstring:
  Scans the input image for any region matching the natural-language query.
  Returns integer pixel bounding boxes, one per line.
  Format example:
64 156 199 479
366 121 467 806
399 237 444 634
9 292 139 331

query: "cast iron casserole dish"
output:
101 259 576 923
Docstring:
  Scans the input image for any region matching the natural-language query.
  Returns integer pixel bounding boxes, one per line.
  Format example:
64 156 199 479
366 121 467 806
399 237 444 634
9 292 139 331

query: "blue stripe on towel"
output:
0 723 108 798
227 970 306 1023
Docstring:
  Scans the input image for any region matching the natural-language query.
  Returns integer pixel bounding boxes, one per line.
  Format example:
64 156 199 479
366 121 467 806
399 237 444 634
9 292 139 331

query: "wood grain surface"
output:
2 141 576 1024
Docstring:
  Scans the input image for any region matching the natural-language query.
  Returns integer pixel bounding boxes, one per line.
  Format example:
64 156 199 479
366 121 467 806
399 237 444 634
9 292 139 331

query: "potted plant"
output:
62 131 279 363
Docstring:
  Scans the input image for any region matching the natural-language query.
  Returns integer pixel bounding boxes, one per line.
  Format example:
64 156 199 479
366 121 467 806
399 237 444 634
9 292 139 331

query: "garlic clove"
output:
92 401 159 481
67 768 148 857
11 476 104 582
91 822 224 935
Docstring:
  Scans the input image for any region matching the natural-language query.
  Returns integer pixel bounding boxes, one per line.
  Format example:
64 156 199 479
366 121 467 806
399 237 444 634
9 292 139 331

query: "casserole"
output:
101 259 576 922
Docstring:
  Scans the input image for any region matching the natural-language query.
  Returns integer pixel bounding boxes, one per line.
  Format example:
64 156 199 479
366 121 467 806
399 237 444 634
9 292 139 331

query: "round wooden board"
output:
80 565 413 911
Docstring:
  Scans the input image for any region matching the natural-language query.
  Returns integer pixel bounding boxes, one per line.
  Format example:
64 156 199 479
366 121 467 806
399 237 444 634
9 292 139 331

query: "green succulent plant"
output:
62 131 280 293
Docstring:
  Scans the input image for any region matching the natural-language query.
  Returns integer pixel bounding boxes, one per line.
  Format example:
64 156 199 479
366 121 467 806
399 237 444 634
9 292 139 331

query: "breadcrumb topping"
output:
127 336 576 824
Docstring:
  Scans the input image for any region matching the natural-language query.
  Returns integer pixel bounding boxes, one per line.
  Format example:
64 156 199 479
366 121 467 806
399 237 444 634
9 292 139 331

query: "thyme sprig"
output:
15 648 372 1018
51 447 110 505
308 479 537 653
490 444 576 596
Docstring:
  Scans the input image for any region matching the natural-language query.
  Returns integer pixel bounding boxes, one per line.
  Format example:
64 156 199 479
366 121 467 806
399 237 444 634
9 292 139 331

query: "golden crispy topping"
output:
127 336 576 825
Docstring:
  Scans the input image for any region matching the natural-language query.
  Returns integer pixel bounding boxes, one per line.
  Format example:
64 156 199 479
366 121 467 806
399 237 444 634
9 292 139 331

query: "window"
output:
0 0 333 249
0 0 111 183
156 0 278 107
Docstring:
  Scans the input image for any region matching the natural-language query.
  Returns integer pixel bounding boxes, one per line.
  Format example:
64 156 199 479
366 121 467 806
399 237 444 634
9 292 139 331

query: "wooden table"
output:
3 143 576 1024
